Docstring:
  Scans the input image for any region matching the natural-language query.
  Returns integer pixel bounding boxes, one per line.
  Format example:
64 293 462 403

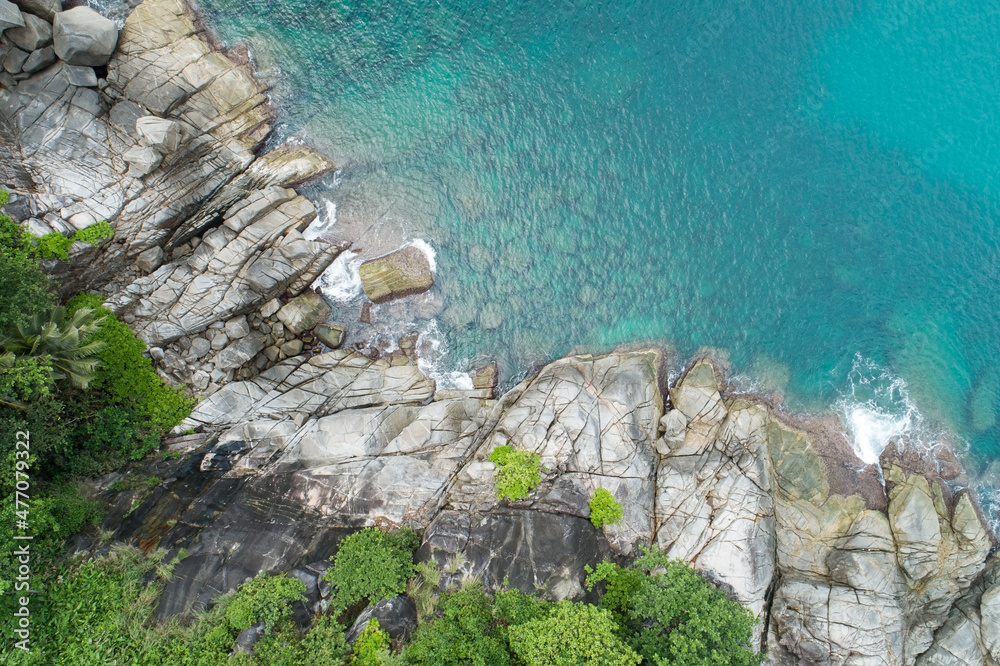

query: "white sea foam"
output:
833 354 921 466
312 250 363 302
303 201 337 240
408 238 438 272
414 320 473 390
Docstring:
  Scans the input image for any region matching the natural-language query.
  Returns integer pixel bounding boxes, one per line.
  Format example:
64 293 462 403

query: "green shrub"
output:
72 221 114 246
67 294 193 433
226 573 307 631
351 619 392 665
589 488 624 529
404 583 515 665
252 614 348 666
508 601 641 666
586 548 762 666
0 206 55 333
488 445 541 501
323 527 419 615
33 232 73 260
26 222 113 261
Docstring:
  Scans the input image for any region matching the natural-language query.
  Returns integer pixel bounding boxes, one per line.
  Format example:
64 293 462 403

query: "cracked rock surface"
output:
90 348 997 666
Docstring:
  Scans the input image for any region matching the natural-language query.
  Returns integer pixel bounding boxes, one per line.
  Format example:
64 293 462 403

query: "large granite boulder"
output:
53 7 119 66
654 366 776 644
419 351 661 601
359 245 434 303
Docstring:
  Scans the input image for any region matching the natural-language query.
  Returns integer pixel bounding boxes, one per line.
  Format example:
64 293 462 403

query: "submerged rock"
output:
359 245 434 303
276 291 332 335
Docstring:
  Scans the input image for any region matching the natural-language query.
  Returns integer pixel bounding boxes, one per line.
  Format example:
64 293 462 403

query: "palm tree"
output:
0 307 106 389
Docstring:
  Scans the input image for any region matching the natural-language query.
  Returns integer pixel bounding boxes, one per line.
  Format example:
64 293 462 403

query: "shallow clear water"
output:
191 0 1000 479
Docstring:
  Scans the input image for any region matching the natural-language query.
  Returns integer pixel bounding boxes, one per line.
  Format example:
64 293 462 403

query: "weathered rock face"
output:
359 245 434 303
12 0 57 22
89 345 994 665
0 1 25 31
106 188 335 346
0 0 335 297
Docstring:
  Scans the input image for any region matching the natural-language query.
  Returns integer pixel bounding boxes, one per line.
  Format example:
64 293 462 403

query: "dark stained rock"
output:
346 596 418 644
418 508 616 603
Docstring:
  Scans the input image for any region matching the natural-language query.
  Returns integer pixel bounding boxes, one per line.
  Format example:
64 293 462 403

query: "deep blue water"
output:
190 0 1000 484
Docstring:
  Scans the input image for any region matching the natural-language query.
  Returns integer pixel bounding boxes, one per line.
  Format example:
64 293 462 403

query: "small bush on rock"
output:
72 221 114 246
488 444 542 501
351 619 392 665
589 487 624 529
226 572 307 631
324 526 420 615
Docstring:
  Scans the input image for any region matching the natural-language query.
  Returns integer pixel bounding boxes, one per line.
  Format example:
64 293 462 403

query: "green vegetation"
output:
68 293 194 436
509 601 641 666
1 306 105 389
488 444 542 501
0 192 193 655
31 221 114 261
589 487 625 529
586 548 763 666
351 619 392 665
323 526 420 615
225 572 307 631
0 522 762 665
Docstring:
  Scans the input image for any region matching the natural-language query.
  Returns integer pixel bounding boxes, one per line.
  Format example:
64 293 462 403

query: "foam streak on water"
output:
834 354 922 466
313 250 363 302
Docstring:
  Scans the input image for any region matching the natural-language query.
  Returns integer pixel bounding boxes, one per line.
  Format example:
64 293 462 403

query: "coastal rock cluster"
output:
99 350 999 666
1 0 998 665
0 0 338 326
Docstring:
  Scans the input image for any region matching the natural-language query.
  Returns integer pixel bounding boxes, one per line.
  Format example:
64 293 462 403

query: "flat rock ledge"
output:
86 350 998 666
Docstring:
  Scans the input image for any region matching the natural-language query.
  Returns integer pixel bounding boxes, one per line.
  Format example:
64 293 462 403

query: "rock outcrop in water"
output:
2 0 999 664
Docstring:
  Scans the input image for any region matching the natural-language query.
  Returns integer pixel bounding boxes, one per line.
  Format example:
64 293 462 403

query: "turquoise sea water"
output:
192 0 999 482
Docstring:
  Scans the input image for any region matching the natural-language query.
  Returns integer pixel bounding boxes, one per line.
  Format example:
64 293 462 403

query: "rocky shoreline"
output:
2 0 1000 664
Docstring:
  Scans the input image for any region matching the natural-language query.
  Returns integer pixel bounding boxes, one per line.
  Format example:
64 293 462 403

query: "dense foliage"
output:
587 548 763 666
488 445 542 501
0 194 195 657
589 488 624 529
509 601 641 666
323 527 421 615
351 619 393 665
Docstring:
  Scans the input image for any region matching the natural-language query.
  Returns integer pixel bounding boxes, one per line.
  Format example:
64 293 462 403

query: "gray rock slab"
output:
0 0 24 31
7 12 51 52
12 0 58 21
21 45 54 74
